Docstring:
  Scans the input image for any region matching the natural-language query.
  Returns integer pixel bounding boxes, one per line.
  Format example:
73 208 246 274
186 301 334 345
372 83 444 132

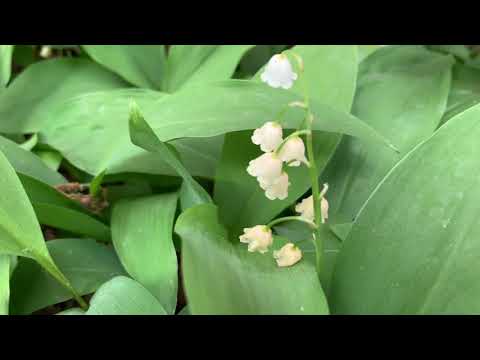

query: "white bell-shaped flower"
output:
247 152 283 184
251 121 283 152
295 184 329 223
278 136 308 167
260 54 298 90
295 195 314 221
239 225 273 254
264 172 290 200
273 243 303 267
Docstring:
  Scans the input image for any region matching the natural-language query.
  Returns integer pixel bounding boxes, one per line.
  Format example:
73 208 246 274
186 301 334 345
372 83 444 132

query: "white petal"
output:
278 137 308 166
321 197 329 223
251 122 283 152
261 54 298 90
274 243 302 267
239 225 273 254
295 196 314 222
247 153 283 183
264 172 290 200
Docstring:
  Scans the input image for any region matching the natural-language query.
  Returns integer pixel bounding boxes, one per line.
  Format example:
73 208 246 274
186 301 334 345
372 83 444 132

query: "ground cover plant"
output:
1 44 479 315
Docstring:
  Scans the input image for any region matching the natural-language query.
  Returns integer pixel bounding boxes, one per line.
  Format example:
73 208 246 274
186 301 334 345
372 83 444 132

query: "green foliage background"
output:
0 44 478 315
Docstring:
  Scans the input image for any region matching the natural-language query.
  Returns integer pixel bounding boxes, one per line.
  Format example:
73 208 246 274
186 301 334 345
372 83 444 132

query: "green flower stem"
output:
267 216 317 229
291 51 325 274
305 113 323 270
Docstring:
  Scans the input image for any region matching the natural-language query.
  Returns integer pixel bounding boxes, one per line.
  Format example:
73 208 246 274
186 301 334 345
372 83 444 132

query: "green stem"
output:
292 52 324 274
267 216 317 229
305 113 323 270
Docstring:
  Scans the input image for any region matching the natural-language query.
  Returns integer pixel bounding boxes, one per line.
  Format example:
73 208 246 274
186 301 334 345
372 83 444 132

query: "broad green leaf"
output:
18 174 111 242
0 58 128 134
330 103 480 314
283 45 358 108
441 63 480 125
41 89 222 178
56 308 85 315
86 276 167 315
0 150 77 300
34 150 63 171
0 255 10 314
0 45 13 88
105 177 154 205
215 45 357 234
163 45 254 92
11 45 35 68
112 193 178 314
175 204 329 315
129 103 212 208
428 45 471 61
322 45 453 224
0 135 66 186
10 238 126 315
329 223 353 242
0 150 57 258
357 45 385 63
142 80 395 149
32 204 111 242
252 45 357 108
82 45 167 89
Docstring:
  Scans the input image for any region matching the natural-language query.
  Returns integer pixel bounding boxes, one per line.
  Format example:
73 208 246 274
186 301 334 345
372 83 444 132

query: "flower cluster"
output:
238 184 329 267
239 52 330 268
247 122 308 200
240 225 303 268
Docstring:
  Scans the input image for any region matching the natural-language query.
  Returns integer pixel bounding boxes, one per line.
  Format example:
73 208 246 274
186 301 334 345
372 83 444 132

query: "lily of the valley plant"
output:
241 52 329 268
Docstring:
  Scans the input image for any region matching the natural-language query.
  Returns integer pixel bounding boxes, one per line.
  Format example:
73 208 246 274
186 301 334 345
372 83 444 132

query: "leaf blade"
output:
82 45 167 89
176 204 329 315
330 103 480 314
0 58 128 134
129 103 212 208
111 193 178 314
86 276 167 315
10 238 126 315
